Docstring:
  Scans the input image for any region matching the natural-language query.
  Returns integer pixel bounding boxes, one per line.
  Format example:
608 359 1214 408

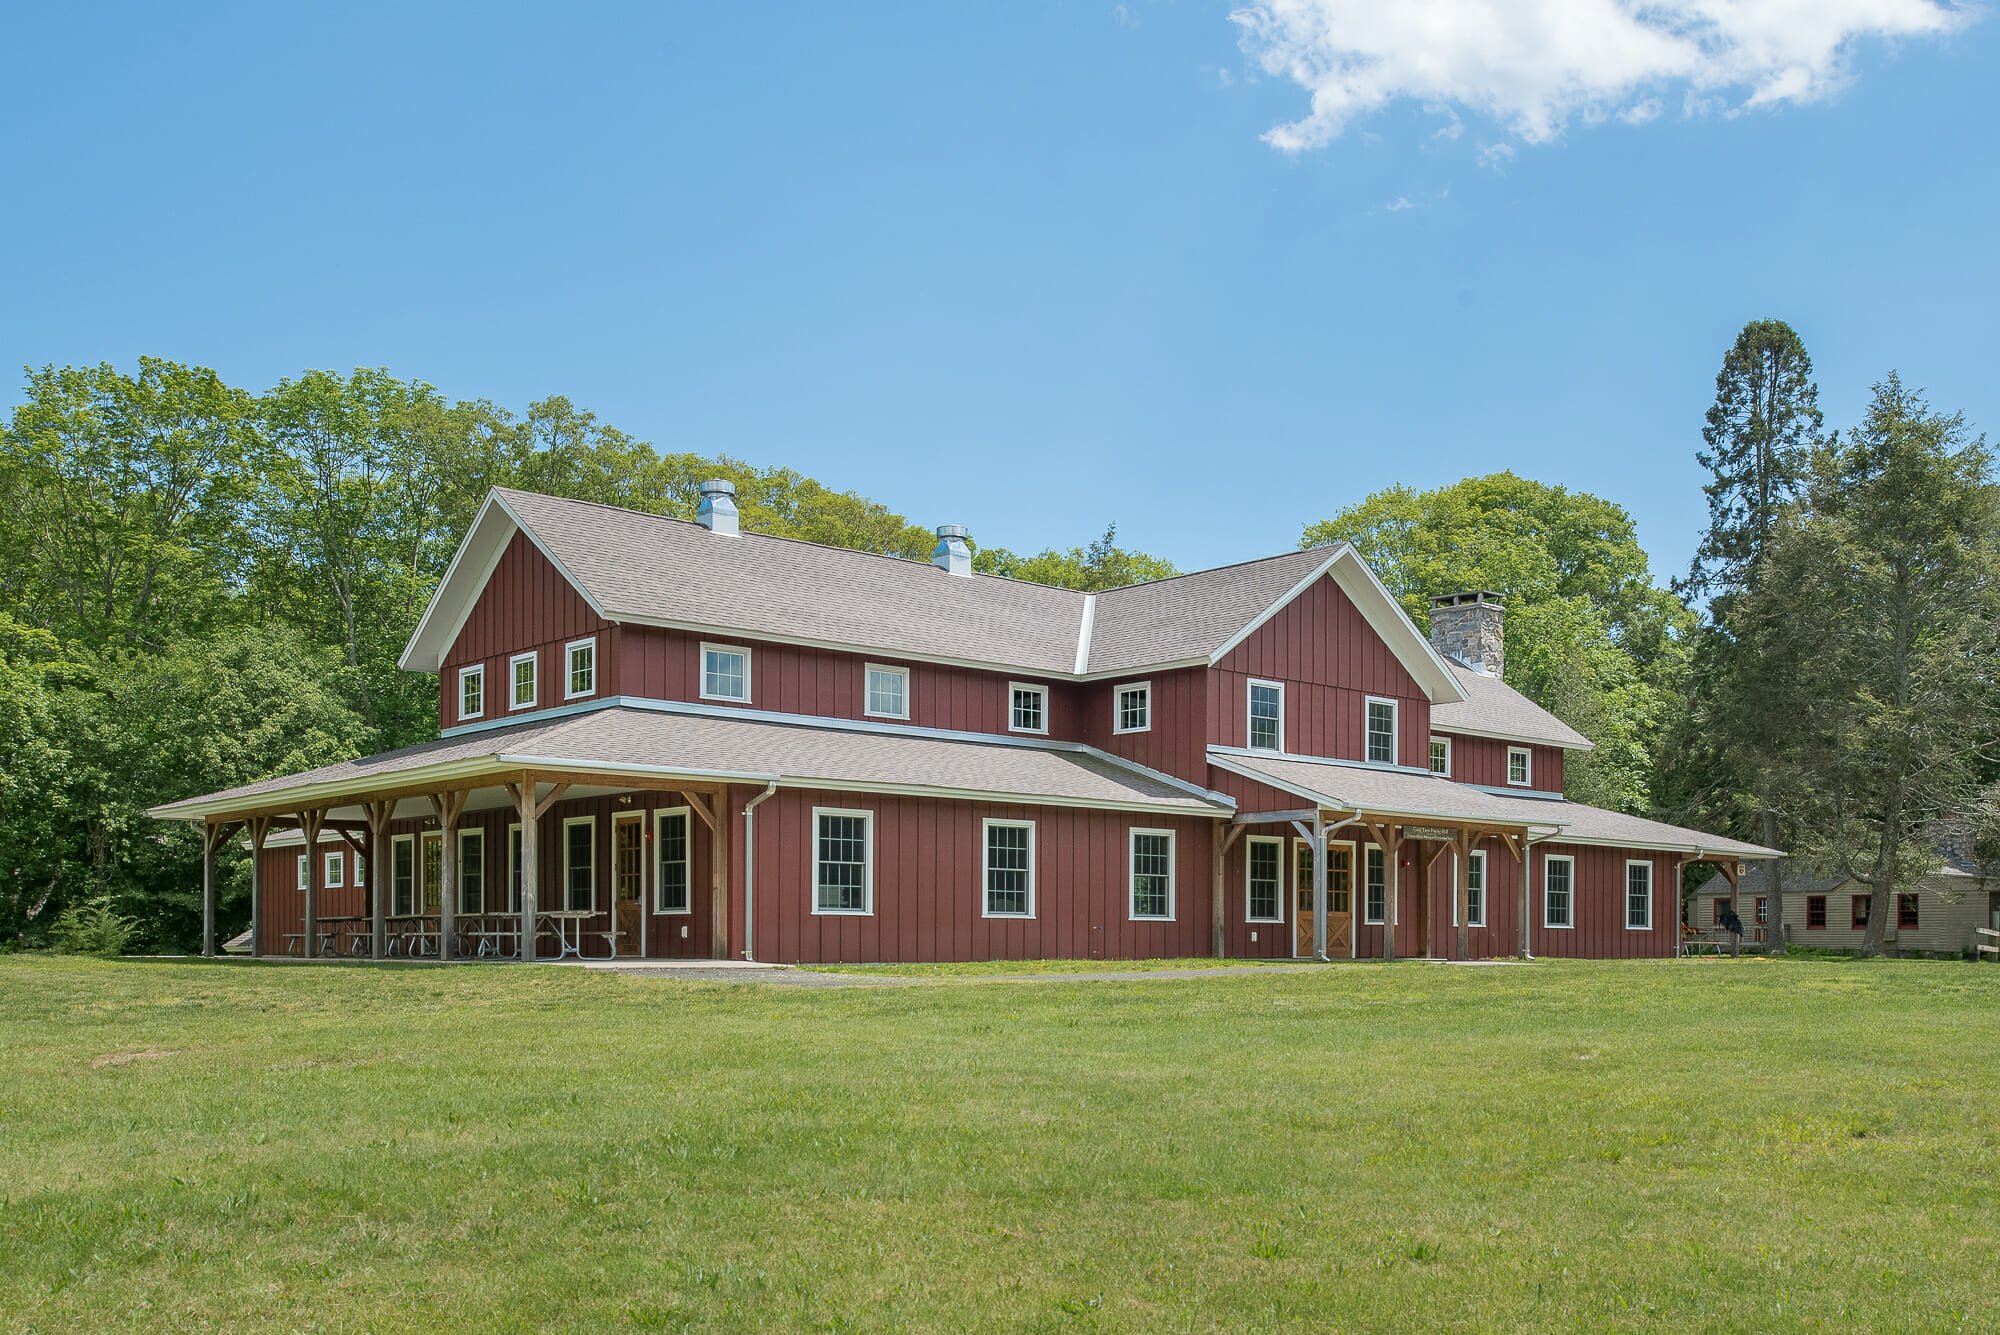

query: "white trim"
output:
1542 853 1575 929
1246 679 1285 752
564 636 597 700
1204 752 1566 835
1466 848 1486 927
1113 681 1152 735
1363 696 1400 766
863 662 911 720
322 849 345 889
1431 721 1593 752
980 818 1037 919
1507 747 1533 787
457 826 487 914
610 809 646 935
811 806 874 916
1624 858 1653 931
699 641 752 703
1429 735 1450 777
457 664 486 722
1127 827 1176 921
508 651 538 711
1245 834 1284 923
653 806 692 914
1007 681 1050 735
295 852 308 891
1073 594 1096 675
561 815 596 914
1207 742 1430 778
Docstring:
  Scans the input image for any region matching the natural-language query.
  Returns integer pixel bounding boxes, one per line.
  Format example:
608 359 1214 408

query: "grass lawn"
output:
3 956 1997 1332
806 956 1319 976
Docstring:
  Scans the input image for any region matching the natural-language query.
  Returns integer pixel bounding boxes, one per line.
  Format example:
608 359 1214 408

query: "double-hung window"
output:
655 808 690 913
1543 855 1574 929
1247 680 1283 751
457 828 486 914
1363 846 1387 924
982 819 1035 918
1464 849 1486 927
1129 829 1174 919
565 638 596 699
1009 682 1048 734
864 664 909 719
1114 682 1151 734
1365 697 1398 764
510 651 538 710
701 643 751 703
1624 859 1651 930
563 817 595 913
1507 747 1532 787
1898 894 1920 929
296 853 308 891
323 850 345 889
1430 737 1450 775
1246 837 1283 922
1806 895 1827 928
813 808 873 914
459 665 485 721
1851 894 1871 929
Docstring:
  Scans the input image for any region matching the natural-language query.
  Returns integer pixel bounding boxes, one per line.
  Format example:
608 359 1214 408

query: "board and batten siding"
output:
1521 844 1678 959
743 786 1215 964
440 531 612 726
1435 734 1565 793
1077 667 1211 787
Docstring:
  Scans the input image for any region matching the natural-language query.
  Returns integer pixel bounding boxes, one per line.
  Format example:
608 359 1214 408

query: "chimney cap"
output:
698 478 736 498
1430 590 1504 608
935 524 969 541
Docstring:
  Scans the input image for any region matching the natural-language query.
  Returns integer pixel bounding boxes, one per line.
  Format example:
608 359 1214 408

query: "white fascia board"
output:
1430 721 1596 752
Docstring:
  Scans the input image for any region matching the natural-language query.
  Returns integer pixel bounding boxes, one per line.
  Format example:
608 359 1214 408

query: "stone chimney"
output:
696 479 738 536
1428 591 1504 676
932 524 972 576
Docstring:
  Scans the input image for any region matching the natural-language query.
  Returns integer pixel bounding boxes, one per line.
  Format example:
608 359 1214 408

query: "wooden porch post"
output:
1451 831 1475 962
200 821 230 958
247 817 270 958
1312 812 1329 961
508 777 571 963
1361 820 1400 961
1211 821 1244 960
709 791 730 960
365 799 395 958
297 809 327 958
1717 859 1743 958
430 790 468 962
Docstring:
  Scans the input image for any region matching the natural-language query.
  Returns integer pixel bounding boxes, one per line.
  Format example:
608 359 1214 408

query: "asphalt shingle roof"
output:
1430 662 1593 750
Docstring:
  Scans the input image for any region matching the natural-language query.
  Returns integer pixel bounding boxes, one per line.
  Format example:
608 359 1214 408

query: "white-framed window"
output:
506 823 523 913
1365 697 1398 765
1246 836 1284 922
655 807 691 914
562 816 596 913
1507 747 1532 787
458 664 485 721
700 642 751 703
457 827 486 914
864 663 910 719
565 637 596 699
1129 828 1175 920
1114 682 1152 734
812 807 873 915
1248 679 1284 751
1466 849 1486 927
420 832 442 914
1008 682 1049 734
1430 737 1450 776
391 833 417 916
1625 859 1652 931
981 819 1036 918
1363 845 1387 923
1543 854 1574 929
509 651 538 710
323 849 345 889
296 853 308 890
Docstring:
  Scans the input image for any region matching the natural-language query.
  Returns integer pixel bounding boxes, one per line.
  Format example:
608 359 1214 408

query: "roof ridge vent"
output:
697 479 739 536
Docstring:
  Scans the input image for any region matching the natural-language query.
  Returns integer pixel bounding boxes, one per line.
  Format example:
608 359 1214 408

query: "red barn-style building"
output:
152 483 1776 964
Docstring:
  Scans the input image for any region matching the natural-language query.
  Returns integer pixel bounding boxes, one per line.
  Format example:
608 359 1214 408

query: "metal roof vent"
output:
932 524 972 576
696 479 739 536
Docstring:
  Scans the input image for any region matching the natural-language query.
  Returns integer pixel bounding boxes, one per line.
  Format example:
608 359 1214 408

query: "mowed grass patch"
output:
808 956 1320 976
1 956 1996 1332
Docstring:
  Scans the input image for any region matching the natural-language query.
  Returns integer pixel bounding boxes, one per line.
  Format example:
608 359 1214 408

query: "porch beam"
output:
1232 808 1319 826
680 790 718 832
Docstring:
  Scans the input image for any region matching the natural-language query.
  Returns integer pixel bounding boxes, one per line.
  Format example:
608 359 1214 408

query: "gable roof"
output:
399 490 1468 701
1431 662 1594 751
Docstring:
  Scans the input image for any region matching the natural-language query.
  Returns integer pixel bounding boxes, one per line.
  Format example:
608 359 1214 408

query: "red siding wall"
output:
1077 667 1210 786
1437 734 1566 793
1521 844 1678 960
441 532 612 727
1212 575 1429 763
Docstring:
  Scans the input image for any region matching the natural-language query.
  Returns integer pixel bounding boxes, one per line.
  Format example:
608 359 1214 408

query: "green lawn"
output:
3 956 1997 1332
807 955 1318 976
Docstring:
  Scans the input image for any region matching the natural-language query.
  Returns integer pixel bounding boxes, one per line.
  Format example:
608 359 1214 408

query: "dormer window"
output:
1009 682 1049 735
509 652 537 710
1365 697 1398 765
701 643 751 703
1248 680 1283 751
864 664 909 719
565 637 596 699
1429 737 1450 776
458 665 485 721
1113 682 1151 734
1507 746 1532 787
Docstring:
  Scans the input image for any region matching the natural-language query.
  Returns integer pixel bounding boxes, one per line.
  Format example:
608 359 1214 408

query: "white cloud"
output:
1477 141 1518 170
1385 195 1416 210
1232 0 1968 153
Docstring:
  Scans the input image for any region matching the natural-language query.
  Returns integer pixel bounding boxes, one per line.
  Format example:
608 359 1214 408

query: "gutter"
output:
741 782 778 961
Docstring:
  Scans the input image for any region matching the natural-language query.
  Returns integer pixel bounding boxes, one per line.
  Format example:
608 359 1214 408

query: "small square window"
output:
1008 682 1049 734
701 643 751 703
1429 737 1450 775
864 664 909 719
509 652 538 710
1507 747 1532 786
1248 680 1283 751
565 638 596 699
459 665 485 721
1365 698 1397 764
1114 683 1151 734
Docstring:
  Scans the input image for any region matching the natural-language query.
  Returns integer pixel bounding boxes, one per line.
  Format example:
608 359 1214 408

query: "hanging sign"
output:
1400 825 1456 841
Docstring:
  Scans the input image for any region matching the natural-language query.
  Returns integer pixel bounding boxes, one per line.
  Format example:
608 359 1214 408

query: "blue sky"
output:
3 2 1993 582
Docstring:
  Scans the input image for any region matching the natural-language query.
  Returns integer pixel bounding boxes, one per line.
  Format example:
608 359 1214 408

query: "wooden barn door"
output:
1294 840 1316 957
1325 844 1353 957
612 812 645 957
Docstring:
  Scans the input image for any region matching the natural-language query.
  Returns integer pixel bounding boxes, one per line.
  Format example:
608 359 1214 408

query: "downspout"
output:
740 781 778 961
1520 831 1556 961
